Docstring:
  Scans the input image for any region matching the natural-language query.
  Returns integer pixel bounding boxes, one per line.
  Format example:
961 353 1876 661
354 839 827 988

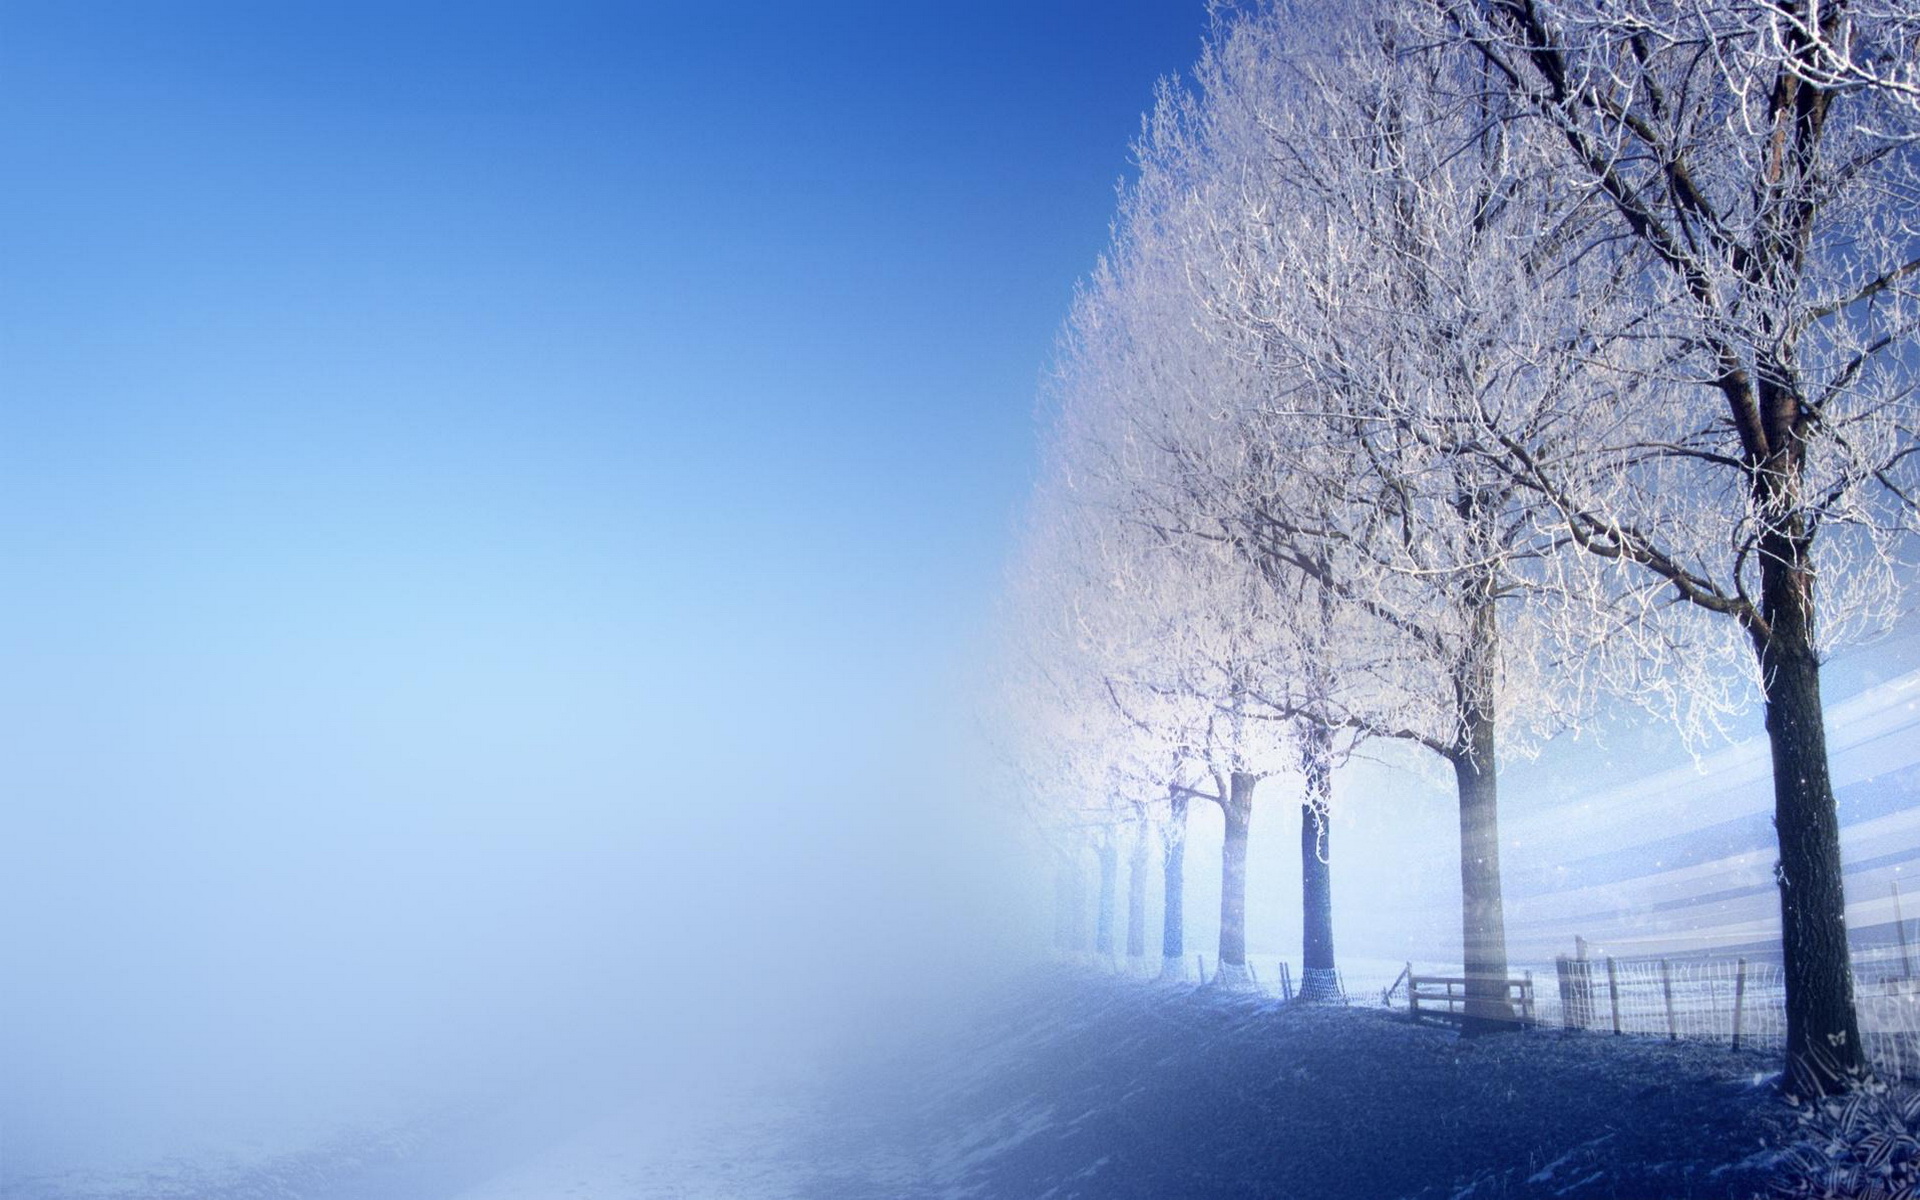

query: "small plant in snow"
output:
1773 1081 1920 1199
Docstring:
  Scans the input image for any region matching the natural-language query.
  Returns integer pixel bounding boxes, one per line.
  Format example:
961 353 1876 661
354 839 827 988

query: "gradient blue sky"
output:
1 0 1204 740
0 0 1211 1169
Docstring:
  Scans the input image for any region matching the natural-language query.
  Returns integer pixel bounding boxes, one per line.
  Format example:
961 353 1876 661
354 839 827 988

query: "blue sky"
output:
0 0 1209 828
1 0 1204 696
0 0 1209 1167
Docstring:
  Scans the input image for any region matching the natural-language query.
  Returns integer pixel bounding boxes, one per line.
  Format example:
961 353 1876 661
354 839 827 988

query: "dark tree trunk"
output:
1218 772 1256 969
1298 721 1340 1003
1095 841 1118 959
1755 523 1866 1094
1163 793 1188 962
1453 572 1514 1032
1126 830 1149 963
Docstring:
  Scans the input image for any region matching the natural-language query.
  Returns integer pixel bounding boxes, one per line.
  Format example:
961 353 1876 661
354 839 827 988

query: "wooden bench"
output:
1404 963 1536 1027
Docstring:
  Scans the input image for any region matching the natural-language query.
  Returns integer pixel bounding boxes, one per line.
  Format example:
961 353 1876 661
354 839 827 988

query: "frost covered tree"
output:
1034 300 1307 992
1423 0 1920 1092
995 433 1247 983
1041 36 1388 1008
1083 533 1290 993
990 500 1138 968
1073 3 1635 1027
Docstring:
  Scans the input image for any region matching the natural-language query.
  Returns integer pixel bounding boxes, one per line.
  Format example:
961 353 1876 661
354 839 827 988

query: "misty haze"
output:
4 3 1920 1199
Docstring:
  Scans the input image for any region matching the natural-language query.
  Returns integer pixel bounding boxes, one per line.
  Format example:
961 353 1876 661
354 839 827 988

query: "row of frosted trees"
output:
994 0 1919 1096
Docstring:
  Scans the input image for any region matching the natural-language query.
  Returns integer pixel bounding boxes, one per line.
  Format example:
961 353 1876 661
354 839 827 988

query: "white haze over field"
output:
3 484 1912 1196
0 2 1211 1190
5 518 1912 1193
0 601 1030 1183
2 539 1912 1196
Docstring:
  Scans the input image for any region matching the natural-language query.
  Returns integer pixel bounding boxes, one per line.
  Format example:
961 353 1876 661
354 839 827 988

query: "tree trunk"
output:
1126 827 1149 964
1163 793 1188 964
1453 569 1513 1032
1095 841 1118 960
1218 772 1256 970
1755 524 1866 1094
1298 721 1340 1003
1452 743 1513 1030
1052 860 1073 953
1067 853 1090 953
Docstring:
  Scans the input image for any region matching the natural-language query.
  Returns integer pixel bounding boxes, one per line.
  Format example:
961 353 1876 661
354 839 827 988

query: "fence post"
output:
1556 955 1572 1028
1607 956 1621 1035
1732 957 1748 1051
1661 959 1678 1042
1278 960 1293 1003
1383 963 1409 1008
1896 880 1914 981
1406 961 1418 1019
1522 969 1535 1025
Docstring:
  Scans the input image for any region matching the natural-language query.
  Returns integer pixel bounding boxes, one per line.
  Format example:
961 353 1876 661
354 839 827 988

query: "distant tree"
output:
1038 296 1300 991
1063 849 1090 957
1088 540 1288 993
1050 855 1077 955
1158 780 1194 978
1125 804 1152 973
987 499 1131 967
1094 835 1119 964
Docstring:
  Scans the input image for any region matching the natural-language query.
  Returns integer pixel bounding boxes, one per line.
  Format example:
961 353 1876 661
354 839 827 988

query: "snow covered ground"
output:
6 968 1861 1199
802 970 1802 1199
444 1093 816 1200
3 1085 828 1200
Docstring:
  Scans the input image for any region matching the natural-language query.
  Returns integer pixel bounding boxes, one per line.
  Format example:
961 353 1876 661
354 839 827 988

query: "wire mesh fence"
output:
1532 954 1780 1045
1381 947 1920 1081
1083 948 1920 1081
